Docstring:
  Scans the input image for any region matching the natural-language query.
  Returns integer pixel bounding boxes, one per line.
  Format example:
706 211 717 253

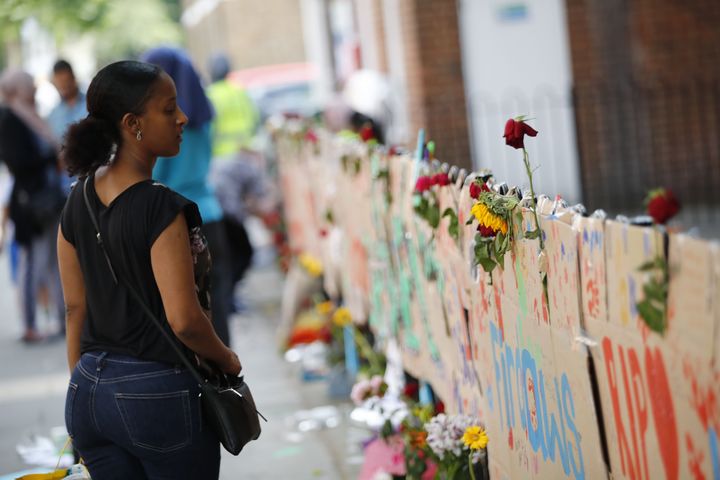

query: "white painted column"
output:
381 0 410 146
458 0 581 203
300 0 336 105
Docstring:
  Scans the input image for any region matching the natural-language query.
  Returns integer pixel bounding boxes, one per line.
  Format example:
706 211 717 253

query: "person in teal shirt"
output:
142 47 232 346
152 122 223 222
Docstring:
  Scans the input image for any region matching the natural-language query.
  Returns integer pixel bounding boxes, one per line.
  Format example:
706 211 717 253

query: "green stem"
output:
353 327 382 375
445 463 460 480
523 148 544 250
468 453 477 480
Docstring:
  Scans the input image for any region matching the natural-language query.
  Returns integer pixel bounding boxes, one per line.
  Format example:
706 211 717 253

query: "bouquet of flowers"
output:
351 375 389 406
398 405 437 479
424 414 488 480
414 171 452 231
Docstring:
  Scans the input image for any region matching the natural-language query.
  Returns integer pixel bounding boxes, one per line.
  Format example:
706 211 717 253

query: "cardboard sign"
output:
543 217 583 338
666 234 717 359
575 216 608 326
604 221 664 333
584 223 720 479
436 184 484 415
278 130 720 480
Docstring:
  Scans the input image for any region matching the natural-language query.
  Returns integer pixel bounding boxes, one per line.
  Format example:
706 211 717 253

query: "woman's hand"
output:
221 350 242 376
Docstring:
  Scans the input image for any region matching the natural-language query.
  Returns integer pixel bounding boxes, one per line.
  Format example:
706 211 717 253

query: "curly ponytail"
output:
63 116 119 177
62 60 162 177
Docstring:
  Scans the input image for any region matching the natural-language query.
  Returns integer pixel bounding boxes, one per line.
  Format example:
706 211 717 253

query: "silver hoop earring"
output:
136 130 142 141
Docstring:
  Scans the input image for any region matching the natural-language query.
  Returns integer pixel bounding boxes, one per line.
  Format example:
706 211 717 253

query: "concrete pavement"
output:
0 252 365 479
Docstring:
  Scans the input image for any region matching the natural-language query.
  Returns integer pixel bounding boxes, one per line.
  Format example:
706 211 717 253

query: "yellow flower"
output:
332 307 352 327
470 202 508 235
315 301 334 315
462 425 489 450
298 253 323 277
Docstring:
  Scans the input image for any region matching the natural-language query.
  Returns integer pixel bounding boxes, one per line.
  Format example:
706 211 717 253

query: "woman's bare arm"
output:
151 213 241 375
57 228 86 372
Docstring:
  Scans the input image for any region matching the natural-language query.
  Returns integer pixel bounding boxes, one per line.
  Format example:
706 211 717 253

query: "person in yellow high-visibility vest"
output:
206 54 259 162
207 53 265 313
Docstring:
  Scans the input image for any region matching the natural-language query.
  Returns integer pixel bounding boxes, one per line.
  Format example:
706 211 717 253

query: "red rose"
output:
477 224 498 237
433 173 450 186
304 129 318 144
415 176 434 193
469 181 490 199
646 188 680 224
402 382 419 400
434 401 445 415
503 118 538 149
359 125 375 142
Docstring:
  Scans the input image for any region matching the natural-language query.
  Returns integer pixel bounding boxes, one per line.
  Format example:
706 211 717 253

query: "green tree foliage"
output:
1 0 182 65
0 0 109 42
92 0 182 64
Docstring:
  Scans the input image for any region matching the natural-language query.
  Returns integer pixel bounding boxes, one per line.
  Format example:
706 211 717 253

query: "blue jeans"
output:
66 352 220 479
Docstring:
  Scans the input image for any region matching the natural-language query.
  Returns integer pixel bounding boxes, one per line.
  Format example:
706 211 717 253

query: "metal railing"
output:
573 79 720 236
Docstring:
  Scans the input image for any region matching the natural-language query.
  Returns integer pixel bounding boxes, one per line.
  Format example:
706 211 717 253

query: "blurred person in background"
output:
47 59 87 193
206 52 259 163
207 53 265 312
142 47 233 346
209 148 272 313
342 69 390 145
0 70 66 342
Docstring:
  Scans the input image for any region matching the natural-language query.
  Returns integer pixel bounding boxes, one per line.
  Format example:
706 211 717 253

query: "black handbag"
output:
81 177 265 455
15 168 66 228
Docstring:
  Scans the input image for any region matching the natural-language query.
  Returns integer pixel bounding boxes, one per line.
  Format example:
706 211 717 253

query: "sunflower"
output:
470 202 508 236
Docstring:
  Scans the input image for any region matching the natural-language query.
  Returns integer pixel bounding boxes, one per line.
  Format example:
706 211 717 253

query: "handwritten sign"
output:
278 130 720 480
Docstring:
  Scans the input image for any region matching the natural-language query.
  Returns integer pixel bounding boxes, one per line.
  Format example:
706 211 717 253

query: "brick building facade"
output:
566 0 720 214
181 0 718 218
356 0 472 169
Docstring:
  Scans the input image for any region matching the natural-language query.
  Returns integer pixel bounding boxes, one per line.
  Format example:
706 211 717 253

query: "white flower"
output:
351 379 372 406
425 414 482 461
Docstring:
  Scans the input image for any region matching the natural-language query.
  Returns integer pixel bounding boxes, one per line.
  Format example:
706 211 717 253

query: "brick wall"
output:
393 0 471 169
567 0 720 215
371 0 388 73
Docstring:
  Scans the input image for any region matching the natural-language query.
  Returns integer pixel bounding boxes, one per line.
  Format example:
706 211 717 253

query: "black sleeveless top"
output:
60 175 212 365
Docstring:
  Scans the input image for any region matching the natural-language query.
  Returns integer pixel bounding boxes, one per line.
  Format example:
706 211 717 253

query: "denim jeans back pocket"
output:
65 382 78 438
115 390 192 453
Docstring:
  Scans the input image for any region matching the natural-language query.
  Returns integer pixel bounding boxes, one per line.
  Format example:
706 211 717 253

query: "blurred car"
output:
227 62 318 122
226 62 319 178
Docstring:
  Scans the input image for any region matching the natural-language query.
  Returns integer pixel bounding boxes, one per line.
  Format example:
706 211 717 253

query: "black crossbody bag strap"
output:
81 177 206 386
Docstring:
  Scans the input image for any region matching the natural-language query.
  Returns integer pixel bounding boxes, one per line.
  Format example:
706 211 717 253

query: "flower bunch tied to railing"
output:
414 170 452 232
635 187 681 334
467 116 543 280
468 179 520 277
425 413 489 480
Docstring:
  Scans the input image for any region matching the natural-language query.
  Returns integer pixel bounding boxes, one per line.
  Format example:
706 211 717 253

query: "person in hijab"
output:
0 69 66 342
141 47 233 346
